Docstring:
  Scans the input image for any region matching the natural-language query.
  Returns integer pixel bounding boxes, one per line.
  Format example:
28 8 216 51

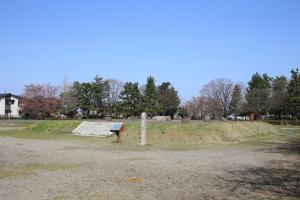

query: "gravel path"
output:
0 136 299 200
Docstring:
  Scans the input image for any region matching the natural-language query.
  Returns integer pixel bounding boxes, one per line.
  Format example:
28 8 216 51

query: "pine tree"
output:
269 76 288 119
245 73 272 119
118 82 141 117
73 76 110 118
287 68 300 119
157 82 180 118
141 76 159 117
230 84 242 118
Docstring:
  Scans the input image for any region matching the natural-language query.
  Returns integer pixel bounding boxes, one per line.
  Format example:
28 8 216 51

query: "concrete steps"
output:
72 121 115 137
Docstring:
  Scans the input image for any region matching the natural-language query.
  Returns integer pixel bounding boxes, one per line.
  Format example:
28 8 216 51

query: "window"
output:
5 99 14 105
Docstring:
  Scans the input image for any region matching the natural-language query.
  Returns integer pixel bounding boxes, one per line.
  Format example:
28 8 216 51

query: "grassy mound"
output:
0 120 283 145
122 121 283 145
0 120 38 127
0 120 81 140
29 120 81 134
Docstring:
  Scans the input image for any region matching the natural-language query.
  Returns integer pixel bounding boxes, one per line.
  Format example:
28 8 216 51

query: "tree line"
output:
22 76 180 119
21 68 299 120
185 68 300 120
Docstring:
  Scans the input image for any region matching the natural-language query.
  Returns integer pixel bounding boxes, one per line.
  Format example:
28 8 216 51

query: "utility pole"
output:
63 75 68 114
0 88 8 94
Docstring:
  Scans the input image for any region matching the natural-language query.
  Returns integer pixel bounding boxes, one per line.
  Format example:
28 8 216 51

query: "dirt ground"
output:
0 136 299 200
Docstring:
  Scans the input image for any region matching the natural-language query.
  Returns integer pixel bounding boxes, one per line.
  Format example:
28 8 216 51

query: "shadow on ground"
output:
217 134 300 200
257 129 300 155
218 162 300 199
276 137 300 155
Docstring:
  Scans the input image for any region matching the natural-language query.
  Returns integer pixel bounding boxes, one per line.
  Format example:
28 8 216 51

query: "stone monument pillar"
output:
141 112 147 145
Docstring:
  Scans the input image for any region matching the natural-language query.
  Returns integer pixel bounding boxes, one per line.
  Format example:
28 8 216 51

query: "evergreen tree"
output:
118 82 141 117
269 76 288 119
157 82 180 118
141 76 159 117
73 76 110 118
229 84 242 118
245 73 272 119
287 68 300 119
93 76 110 116
178 106 188 118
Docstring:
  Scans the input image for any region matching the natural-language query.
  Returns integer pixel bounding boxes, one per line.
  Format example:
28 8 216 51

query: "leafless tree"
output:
61 83 79 116
139 84 146 96
24 84 59 98
201 78 234 118
105 79 124 116
185 96 207 119
22 84 61 118
107 79 124 105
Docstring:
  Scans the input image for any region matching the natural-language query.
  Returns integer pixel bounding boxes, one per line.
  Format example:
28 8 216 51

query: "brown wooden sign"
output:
110 122 124 143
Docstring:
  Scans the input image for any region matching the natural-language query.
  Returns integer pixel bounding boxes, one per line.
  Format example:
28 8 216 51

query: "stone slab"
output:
72 121 115 137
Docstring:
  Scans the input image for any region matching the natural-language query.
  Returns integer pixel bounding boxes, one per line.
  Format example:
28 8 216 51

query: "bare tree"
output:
106 79 124 116
22 84 61 118
139 84 146 96
107 79 124 104
24 84 59 98
61 83 79 117
185 96 206 119
201 78 234 118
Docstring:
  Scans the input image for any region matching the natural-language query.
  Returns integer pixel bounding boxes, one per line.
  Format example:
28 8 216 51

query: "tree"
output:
157 82 180 118
118 82 141 117
201 78 234 118
269 76 288 119
178 106 188 118
74 82 94 118
185 96 206 119
229 84 242 118
106 79 124 117
245 73 272 119
74 76 110 118
286 68 300 119
61 82 80 117
141 76 159 117
93 76 110 116
22 84 61 118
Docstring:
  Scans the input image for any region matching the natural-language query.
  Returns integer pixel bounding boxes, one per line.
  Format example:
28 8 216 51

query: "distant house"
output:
0 93 20 118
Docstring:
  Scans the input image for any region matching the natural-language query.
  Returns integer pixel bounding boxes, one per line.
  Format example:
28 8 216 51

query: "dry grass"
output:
0 120 284 147
122 121 283 145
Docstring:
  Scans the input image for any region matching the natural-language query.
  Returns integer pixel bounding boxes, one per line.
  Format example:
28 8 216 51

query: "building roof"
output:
0 93 20 99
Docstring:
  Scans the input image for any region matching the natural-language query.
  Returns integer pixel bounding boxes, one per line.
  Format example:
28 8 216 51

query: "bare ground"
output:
0 136 299 200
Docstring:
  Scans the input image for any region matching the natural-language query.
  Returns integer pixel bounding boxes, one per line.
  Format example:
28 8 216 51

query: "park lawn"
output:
0 119 290 150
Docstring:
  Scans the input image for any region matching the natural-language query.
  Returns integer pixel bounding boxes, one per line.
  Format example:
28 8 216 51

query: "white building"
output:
0 93 20 118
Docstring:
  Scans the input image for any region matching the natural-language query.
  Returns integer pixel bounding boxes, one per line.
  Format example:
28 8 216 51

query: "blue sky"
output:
0 0 299 101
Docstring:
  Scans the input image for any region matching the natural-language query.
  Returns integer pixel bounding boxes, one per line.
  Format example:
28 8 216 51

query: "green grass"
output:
0 120 39 127
0 163 80 179
0 119 289 149
0 120 81 140
123 121 284 145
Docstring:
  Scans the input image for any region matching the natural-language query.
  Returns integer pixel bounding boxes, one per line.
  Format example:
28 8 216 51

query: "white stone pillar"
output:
141 112 147 145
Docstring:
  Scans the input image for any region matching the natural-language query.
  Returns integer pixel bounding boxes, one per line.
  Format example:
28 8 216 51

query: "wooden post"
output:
141 112 147 145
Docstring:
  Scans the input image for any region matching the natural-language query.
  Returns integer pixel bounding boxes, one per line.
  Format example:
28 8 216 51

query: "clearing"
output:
0 120 299 200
